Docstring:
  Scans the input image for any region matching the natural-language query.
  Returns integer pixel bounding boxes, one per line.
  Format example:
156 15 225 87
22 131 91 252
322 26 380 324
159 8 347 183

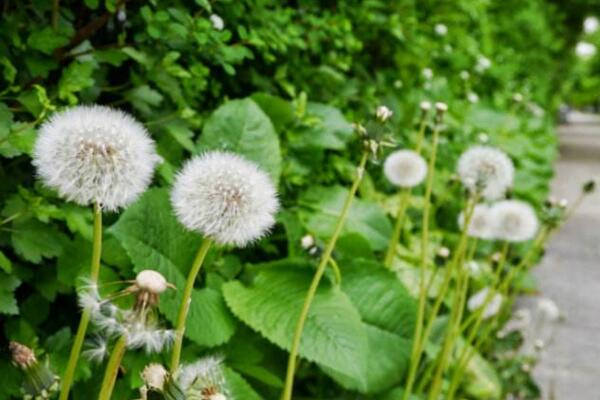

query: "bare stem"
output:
97 335 127 400
281 151 369 400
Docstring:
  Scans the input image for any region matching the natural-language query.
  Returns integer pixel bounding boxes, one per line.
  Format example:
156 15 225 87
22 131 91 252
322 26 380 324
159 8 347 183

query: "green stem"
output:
170 237 213 372
60 203 102 400
97 335 127 400
445 241 510 399
414 116 428 154
406 194 478 399
384 189 411 268
282 151 369 400
402 123 441 400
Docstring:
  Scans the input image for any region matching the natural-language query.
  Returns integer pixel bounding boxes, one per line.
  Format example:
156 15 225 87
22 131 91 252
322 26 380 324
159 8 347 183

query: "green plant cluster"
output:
0 1 581 399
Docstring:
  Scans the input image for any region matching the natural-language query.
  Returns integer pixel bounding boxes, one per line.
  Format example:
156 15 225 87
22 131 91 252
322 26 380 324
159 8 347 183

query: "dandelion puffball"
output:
458 204 495 240
490 200 538 242
171 151 279 247
467 288 502 319
136 270 169 294
384 150 428 188
33 105 160 211
457 146 514 200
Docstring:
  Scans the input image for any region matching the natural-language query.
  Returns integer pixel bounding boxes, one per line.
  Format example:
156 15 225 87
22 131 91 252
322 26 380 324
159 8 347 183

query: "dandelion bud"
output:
9 342 59 400
457 146 514 200
171 151 279 247
143 363 168 391
437 247 450 258
376 105 393 122
435 102 448 114
136 270 170 295
300 234 315 249
383 150 428 188
434 23 448 36
420 101 432 113
210 14 224 30
33 105 160 211
558 199 568 208
512 93 523 103
583 179 596 194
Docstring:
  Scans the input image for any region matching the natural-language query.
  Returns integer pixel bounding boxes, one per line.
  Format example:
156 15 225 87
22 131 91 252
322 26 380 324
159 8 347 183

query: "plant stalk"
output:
402 122 441 400
282 151 369 400
60 202 102 400
98 335 127 400
384 188 411 268
170 237 213 372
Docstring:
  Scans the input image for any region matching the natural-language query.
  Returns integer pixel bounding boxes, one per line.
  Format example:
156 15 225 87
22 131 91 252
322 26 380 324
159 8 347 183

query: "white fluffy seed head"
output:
457 146 514 200
383 150 428 188
490 200 539 242
136 270 168 294
467 288 503 319
142 363 168 391
171 151 279 247
458 204 495 240
179 356 227 393
33 105 160 211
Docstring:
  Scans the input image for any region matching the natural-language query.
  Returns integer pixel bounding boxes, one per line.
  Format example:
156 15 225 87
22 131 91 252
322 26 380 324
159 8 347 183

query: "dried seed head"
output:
9 342 36 369
136 270 169 294
142 363 168 391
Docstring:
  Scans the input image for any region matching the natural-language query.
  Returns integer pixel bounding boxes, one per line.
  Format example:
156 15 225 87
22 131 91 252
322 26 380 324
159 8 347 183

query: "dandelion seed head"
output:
179 356 227 394
384 150 428 188
467 287 502 319
458 204 495 240
33 105 160 211
136 270 168 294
422 68 433 80
171 151 279 247
434 23 448 36
491 200 538 242
457 146 514 200
142 363 168 391
467 92 479 103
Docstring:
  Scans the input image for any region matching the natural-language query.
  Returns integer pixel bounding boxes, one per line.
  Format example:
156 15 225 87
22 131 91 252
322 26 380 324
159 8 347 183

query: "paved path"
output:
532 113 600 399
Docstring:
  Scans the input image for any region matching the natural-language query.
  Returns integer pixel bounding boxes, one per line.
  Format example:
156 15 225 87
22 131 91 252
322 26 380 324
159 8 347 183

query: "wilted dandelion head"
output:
491 200 538 242
467 287 502 319
179 355 229 399
458 204 495 240
171 151 279 247
33 105 160 211
136 270 169 295
384 150 427 188
457 146 514 200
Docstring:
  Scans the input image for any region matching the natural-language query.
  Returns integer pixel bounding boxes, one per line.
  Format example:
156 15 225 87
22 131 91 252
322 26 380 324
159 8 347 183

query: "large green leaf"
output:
222 266 368 385
293 102 354 150
325 260 417 393
198 98 282 182
299 186 393 251
111 189 237 347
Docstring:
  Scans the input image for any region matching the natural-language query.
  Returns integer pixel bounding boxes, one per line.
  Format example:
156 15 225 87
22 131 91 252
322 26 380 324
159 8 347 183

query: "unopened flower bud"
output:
376 105 393 122
420 101 432 112
301 234 315 249
136 270 169 294
437 247 450 258
435 102 448 114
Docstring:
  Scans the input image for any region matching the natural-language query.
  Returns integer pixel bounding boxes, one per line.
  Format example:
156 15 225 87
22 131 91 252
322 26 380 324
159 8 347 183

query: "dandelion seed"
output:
457 146 514 200
171 151 279 247
383 150 428 188
467 288 502 319
33 105 160 211
490 200 538 242
458 204 495 240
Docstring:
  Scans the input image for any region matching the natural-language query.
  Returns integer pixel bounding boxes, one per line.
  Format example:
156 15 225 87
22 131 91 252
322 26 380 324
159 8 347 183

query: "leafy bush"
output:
0 1 583 399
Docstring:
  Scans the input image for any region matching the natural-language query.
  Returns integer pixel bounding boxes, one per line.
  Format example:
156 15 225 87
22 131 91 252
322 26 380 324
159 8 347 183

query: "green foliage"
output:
0 0 580 398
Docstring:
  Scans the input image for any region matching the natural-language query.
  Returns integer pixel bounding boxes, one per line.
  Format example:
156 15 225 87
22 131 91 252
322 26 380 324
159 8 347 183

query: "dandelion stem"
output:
98 335 127 400
402 122 441 400
282 151 369 400
170 237 213 373
384 188 411 268
60 202 102 400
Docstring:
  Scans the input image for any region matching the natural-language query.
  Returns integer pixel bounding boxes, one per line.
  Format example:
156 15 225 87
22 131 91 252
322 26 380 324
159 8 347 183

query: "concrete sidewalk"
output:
532 114 600 399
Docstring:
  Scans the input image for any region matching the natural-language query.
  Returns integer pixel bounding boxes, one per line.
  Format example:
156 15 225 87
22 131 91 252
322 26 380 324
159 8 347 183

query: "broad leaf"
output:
111 189 237 347
222 266 368 385
198 98 282 182
299 186 393 251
